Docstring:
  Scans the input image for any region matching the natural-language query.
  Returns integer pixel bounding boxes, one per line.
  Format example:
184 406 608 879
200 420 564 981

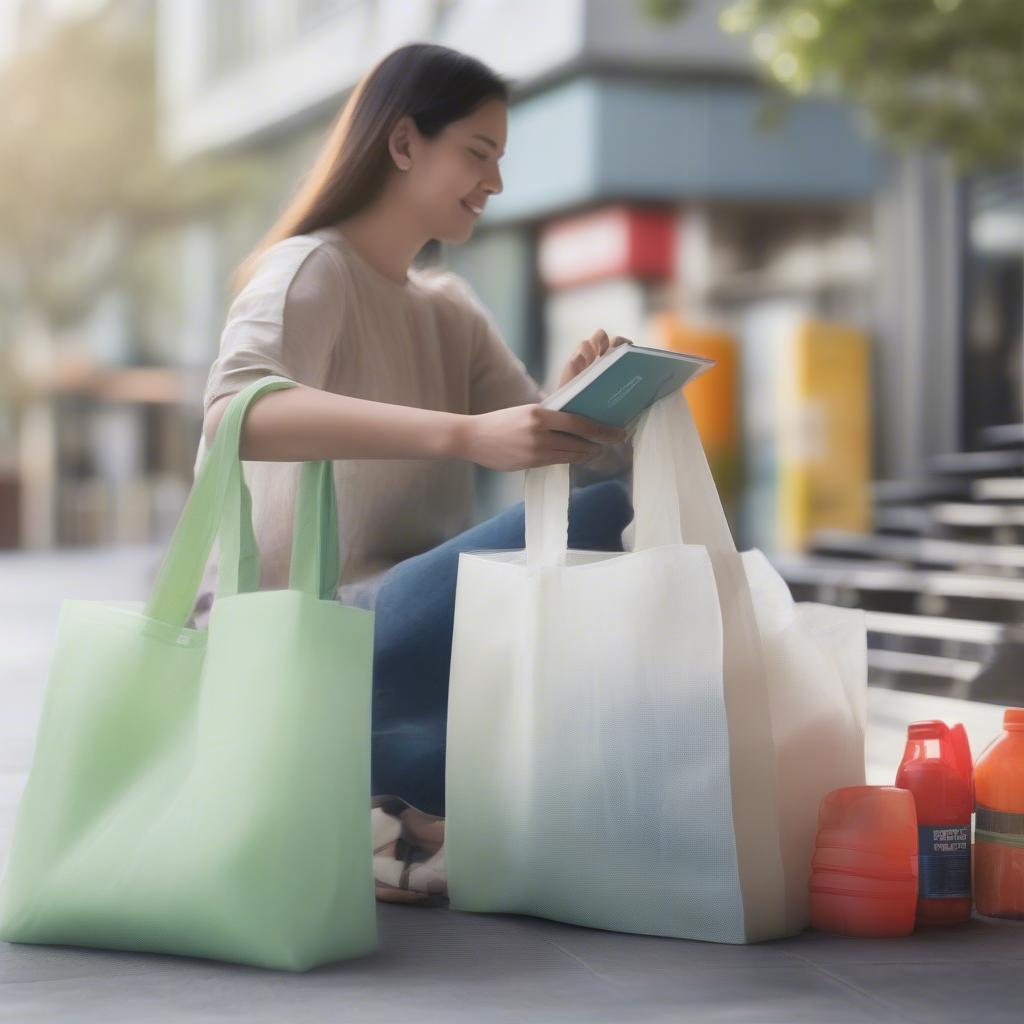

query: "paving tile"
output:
0 945 902 1024
818 961 1024 1024
782 914 1024 966
481 907 809 971
3 545 1024 1023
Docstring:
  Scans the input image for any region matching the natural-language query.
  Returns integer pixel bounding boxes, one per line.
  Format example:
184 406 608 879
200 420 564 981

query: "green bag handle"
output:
287 459 340 601
215 441 262 599
214 433 339 602
144 375 340 629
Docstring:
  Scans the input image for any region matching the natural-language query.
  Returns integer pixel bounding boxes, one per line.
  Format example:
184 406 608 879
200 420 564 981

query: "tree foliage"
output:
0 1 261 330
716 0 1024 170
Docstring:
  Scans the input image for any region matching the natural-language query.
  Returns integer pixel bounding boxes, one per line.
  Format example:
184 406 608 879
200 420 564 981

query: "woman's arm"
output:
204 385 461 461
203 383 626 470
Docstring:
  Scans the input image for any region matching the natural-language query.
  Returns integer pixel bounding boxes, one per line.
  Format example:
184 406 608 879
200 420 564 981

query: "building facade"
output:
4 0 1007 548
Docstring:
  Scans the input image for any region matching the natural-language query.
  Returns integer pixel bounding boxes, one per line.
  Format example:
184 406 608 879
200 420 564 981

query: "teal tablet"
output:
541 341 716 428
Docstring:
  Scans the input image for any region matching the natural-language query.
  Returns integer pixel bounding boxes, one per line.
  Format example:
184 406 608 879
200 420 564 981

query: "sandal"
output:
372 795 448 906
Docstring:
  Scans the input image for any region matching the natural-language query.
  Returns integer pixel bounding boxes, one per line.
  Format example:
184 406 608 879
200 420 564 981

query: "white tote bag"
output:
445 389 866 943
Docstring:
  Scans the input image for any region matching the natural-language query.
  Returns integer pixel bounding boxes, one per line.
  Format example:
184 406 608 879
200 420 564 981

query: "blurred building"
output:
3 0 1021 552
1 0 200 551
154 0 892 535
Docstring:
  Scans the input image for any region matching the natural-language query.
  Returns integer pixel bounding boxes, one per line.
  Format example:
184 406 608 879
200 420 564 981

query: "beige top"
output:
191 224 630 615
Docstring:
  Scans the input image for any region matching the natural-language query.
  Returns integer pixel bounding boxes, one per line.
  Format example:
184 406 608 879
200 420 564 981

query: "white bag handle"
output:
524 389 735 565
524 456 571 567
523 388 790 941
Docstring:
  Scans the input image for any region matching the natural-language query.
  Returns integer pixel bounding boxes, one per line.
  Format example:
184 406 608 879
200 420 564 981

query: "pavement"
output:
1 544 1022 1023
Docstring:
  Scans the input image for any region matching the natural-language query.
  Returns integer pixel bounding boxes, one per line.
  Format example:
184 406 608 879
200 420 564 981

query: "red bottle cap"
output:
907 720 948 740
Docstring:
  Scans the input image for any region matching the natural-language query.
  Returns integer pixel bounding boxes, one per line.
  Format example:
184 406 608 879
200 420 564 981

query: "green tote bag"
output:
0 375 377 971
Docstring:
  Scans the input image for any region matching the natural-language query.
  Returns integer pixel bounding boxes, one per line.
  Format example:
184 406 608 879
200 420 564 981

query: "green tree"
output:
0 1 262 335
713 0 1024 171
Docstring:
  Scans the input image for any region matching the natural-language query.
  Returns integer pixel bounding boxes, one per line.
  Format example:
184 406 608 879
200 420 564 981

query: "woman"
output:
190 43 636 861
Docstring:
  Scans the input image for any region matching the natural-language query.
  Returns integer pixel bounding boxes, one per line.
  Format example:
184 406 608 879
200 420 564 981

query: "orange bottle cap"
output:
1003 708 1024 728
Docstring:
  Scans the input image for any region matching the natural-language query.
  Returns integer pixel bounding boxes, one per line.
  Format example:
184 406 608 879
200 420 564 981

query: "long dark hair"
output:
230 43 511 297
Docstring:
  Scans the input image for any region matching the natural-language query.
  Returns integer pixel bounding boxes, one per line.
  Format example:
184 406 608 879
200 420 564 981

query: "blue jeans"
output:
362 479 634 817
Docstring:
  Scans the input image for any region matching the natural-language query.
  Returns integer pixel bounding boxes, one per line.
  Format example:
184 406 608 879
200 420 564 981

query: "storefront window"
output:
204 0 261 81
961 167 1024 447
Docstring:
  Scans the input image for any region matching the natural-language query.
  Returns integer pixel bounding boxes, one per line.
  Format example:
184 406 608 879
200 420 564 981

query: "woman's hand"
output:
458 404 627 472
448 327 630 472
557 329 628 389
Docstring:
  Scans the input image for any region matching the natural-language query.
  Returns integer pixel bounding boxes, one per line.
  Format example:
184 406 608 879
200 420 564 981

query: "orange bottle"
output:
974 708 1024 919
894 720 973 924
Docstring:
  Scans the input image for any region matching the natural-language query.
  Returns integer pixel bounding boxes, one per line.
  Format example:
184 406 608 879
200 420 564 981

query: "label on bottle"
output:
975 805 1024 849
917 824 970 899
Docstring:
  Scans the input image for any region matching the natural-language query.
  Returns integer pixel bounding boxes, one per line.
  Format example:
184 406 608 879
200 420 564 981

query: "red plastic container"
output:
974 708 1024 919
894 720 973 925
809 786 918 937
811 846 917 880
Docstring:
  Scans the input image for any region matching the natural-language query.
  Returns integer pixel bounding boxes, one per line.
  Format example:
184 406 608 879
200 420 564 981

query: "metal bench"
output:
807 528 1024 574
768 553 1024 623
930 449 1024 477
872 477 970 505
926 502 1024 545
867 648 984 699
978 423 1024 449
873 505 933 535
974 477 1024 501
862 610 1024 702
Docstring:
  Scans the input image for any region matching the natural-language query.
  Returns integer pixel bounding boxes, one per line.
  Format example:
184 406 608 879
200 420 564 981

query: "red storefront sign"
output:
538 205 676 289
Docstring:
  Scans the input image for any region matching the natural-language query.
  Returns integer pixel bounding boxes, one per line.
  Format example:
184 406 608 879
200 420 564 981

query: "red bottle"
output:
894 720 973 925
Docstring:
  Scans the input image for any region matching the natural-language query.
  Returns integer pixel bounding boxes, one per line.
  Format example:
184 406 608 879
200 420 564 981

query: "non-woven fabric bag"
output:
445 388 866 943
0 375 377 971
